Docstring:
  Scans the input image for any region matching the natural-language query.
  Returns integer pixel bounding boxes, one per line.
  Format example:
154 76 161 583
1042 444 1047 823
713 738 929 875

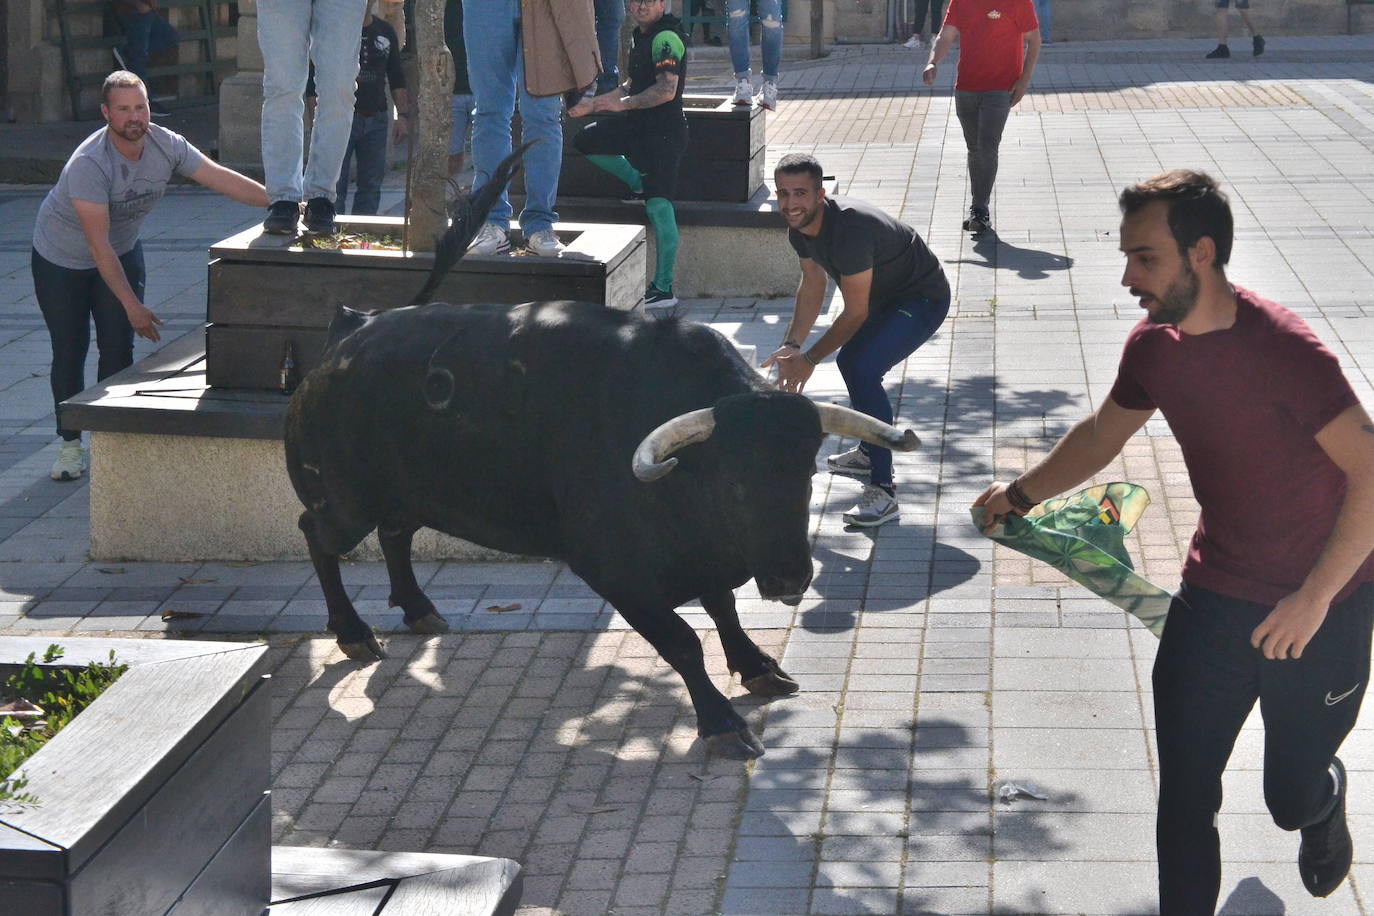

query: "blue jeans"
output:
592 0 624 91
117 11 179 80
727 0 782 81
835 293 949 488
463 0 562 234
31 245 144 440
257 0 368 203
449 93 474 156
1033 0 1051 40
335 111 389 215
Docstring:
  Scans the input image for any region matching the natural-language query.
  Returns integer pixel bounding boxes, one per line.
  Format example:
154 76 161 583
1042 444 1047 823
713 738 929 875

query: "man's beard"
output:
112 122 147 142
1142 263 1199 326
790 201 823 231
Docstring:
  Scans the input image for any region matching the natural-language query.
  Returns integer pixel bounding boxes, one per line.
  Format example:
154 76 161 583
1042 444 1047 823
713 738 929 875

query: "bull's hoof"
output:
405 613 451 635
743 670 800 696
705 728 765 759
337 634 386 662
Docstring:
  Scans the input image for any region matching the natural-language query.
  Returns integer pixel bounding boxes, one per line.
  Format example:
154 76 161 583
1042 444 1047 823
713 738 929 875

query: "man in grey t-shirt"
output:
31 70 267 482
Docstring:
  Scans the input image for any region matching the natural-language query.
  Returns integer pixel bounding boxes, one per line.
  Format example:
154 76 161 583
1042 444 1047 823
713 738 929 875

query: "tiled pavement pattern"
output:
0 33 1373 914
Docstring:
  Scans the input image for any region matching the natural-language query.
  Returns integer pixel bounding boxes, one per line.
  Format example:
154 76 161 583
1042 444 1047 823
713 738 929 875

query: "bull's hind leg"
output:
299 511 384 662
377 525 450 635
700 589 798 697
618 605 764 759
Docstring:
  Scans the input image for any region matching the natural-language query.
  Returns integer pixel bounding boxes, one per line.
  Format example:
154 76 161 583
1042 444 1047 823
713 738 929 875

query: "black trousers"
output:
31 245 144 440
573 114 687 200
1153 580 1374 914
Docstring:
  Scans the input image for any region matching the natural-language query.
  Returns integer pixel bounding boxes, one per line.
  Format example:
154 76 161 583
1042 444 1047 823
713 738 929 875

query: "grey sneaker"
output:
469 223 511 255
759 80 778 111
732 77 754 106
526 228 565 257
1300 757 1352 897
51 440 85 481
844 485 900 527
826 445 871 477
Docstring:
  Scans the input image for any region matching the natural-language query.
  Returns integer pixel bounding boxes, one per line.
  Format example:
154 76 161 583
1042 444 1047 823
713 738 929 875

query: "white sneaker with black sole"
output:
826 445 871 477
642 285 678 310
468 223 511 255
51 440 86 481
844 484 900 527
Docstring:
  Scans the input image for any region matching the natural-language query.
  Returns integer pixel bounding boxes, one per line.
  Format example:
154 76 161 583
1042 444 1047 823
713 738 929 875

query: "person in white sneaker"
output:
726 0 781 110
760 154 950 528
30 71 267 481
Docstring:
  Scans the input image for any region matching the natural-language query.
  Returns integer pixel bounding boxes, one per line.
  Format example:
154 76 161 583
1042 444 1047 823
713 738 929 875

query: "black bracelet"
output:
1006 478 1036 513
782 339 801 349
802 351 817 367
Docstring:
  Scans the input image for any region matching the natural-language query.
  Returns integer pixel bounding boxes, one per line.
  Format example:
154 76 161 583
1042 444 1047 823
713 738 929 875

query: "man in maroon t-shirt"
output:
974 170 1374 913
922 0 1040 235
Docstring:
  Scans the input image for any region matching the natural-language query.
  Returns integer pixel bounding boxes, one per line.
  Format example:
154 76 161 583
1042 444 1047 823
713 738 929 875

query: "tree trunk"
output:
405 0 453 252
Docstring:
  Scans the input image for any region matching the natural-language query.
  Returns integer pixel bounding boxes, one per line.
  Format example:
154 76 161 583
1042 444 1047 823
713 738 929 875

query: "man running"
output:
763 153 950 528
975 170 1374 913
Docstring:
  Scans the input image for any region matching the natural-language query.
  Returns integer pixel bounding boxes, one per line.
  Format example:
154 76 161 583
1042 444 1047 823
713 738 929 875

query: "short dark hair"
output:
774 153 823 187
102 70 146 106
1119 169 1233 269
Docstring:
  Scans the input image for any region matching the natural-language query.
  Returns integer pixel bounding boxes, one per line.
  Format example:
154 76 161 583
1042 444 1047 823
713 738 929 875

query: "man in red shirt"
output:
974 170 1374 912
922 0 1040 235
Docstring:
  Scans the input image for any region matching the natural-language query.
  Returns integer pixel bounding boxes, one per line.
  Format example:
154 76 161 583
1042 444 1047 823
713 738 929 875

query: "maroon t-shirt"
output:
1109 286 1373 605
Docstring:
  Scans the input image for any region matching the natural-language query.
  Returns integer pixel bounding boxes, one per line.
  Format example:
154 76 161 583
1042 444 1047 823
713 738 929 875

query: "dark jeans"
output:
954 89 1012 212
117 10 179 80
835 292 949 488
1153 580 1374 914
911 0 944 33
31 245 144 440
335 111 389 215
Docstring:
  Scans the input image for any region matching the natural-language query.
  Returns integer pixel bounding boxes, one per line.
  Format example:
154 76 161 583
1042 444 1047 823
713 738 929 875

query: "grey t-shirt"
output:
32 124 205 269
788 195 950 306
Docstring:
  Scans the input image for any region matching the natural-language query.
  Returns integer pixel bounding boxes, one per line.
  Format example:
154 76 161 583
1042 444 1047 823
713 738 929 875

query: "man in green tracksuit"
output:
569 0 687 310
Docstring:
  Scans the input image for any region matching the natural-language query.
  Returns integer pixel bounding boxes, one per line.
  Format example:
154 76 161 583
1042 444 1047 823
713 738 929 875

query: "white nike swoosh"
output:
1325 683 1361 706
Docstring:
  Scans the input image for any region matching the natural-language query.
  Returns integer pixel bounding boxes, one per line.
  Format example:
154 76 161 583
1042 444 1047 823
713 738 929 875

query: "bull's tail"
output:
408 142 535 307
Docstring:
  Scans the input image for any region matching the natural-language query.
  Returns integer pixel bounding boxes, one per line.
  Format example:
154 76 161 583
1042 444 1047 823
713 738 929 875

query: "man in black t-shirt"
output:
761 153 951 528
568 0 688 310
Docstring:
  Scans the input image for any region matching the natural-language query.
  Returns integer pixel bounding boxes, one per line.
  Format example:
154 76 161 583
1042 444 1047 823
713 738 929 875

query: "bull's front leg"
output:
299 511 384 662
377 525 450 635
700 589 798 697
616 605 764 759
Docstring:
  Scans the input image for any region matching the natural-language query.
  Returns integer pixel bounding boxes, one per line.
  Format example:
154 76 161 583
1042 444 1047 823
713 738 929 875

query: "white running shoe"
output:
732 77 754 106
759 80 779 111
903 35 921 49
844 485 900 527
468 223 511 255
826 445 872 477
526 229 565 257
51 440 85 481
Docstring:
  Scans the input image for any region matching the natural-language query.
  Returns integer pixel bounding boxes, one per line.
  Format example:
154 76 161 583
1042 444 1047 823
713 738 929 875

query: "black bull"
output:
284 155 919 758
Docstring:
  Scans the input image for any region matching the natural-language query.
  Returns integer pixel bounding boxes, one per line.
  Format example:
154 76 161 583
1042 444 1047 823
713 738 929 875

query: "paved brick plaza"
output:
1 33 1373 915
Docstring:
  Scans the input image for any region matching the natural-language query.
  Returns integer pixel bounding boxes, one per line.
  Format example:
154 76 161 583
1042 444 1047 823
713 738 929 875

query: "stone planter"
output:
205 216 645 390
0 637 271 915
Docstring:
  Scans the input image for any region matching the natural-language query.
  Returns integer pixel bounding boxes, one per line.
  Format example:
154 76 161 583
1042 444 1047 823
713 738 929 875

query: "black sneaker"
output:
1253 35 1265 57
303 197 337 235
263 200 301 235
621 189 647 204
963 207 990 234
642 285 678 310
1205 43 1230 59
1299 757 1352 898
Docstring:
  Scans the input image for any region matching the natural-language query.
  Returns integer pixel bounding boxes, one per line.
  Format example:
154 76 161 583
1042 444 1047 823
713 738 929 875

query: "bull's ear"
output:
324 305 371 352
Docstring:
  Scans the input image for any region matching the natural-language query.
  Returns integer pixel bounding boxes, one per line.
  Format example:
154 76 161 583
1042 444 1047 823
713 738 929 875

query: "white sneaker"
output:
759 80 778 111
844 485 900 527
51 440 85 481
903 35 921 49
732 77 754 106
526 228 565 257
826 445 871 477
468 223 510 255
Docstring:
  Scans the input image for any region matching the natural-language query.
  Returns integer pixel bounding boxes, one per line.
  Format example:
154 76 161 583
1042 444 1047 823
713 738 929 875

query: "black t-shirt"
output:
627 14 687 122
444 0 469 95
307 18 406 117
788 196 950 305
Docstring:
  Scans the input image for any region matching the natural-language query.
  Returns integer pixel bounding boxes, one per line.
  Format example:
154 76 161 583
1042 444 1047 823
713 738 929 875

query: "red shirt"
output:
943 0 1038 92
1109 287 1372 606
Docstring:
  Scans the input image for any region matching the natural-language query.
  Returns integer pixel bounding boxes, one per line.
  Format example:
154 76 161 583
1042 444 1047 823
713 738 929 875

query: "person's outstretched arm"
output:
190 159 269 207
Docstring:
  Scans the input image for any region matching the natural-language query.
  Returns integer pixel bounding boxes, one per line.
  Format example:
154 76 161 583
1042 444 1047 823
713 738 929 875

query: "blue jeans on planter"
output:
463 0 562 235
1033 0 1051 40
31 244 144 440
727 0 782 81
834 293 949 488
336 111 389 215
592 0 624 92
257 0 368 203
117 11 179 80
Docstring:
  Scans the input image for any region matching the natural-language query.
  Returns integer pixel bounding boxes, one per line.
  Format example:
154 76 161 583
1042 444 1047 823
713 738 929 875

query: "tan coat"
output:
521 0 601 98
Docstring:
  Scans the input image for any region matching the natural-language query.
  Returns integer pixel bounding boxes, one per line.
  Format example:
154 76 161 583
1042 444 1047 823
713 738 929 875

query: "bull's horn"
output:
632 408 716 482
815 403 921 451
